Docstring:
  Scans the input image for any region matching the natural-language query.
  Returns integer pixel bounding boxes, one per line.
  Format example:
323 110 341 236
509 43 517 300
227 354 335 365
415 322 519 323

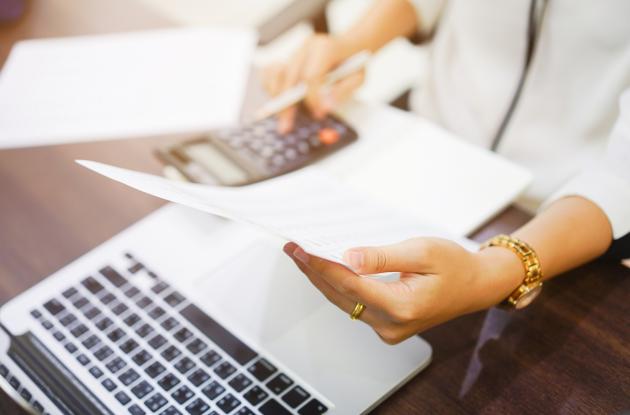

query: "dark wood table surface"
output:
1 1 628 414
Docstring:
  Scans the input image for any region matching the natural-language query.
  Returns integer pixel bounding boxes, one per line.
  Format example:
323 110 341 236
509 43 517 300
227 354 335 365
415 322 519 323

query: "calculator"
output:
156 108 358 186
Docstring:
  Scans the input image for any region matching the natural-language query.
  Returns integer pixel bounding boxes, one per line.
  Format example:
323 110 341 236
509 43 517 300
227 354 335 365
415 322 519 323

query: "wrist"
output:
471 247 525 310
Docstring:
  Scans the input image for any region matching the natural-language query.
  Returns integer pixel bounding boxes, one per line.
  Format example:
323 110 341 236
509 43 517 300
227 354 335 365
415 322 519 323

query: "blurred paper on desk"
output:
0 27 257 148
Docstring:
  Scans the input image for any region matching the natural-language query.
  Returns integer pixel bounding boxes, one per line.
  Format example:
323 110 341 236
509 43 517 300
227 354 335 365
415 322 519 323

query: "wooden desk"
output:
1 1 629 414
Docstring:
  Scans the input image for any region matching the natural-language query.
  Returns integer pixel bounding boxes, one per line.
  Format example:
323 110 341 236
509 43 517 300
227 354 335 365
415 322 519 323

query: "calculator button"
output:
271 154 285 167
297 142 310 154
318 128 339 145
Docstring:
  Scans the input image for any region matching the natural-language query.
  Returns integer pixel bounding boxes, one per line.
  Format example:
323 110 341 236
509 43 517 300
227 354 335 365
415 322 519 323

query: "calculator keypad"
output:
211 110 356 180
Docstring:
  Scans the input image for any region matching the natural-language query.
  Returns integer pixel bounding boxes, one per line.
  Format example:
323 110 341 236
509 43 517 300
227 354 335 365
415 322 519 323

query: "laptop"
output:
0 203 432 415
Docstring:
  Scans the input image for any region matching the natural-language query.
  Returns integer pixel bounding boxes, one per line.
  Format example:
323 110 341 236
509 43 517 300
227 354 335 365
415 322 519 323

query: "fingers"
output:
284 243 394 310
277 106 297 134
343 237 446 275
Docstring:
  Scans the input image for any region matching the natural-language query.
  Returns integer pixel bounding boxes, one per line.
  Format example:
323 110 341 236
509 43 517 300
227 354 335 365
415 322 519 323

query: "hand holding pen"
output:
260 35 370 133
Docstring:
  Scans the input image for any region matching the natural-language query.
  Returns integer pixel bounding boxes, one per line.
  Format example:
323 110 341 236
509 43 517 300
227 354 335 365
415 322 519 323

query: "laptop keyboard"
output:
29 253 328 415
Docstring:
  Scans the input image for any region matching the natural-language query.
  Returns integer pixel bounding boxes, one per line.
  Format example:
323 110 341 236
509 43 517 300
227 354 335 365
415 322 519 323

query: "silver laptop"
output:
0 203 432 415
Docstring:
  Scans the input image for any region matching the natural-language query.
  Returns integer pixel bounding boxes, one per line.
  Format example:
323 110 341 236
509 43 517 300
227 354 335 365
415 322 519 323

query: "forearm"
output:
336 0 419 57
474 196 613 309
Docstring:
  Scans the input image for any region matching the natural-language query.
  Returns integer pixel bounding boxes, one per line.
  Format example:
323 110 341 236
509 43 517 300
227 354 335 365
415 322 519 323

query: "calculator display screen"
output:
183 142 249 186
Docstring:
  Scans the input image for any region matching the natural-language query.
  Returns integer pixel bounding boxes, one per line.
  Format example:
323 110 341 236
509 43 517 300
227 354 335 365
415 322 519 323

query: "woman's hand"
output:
262 34 365 133
283 238 523 344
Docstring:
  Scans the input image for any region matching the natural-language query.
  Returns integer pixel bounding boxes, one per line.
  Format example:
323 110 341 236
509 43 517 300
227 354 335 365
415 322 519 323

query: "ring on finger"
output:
350 302 366 320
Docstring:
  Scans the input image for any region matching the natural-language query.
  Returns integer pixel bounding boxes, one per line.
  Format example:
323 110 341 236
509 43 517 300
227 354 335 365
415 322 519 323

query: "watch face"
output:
514 283 542 309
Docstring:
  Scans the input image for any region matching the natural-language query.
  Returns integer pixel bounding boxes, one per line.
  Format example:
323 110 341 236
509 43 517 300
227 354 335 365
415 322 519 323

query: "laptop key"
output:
236 408 254 415
174 328 193 343
157 373 180 391
247 358 277 382
160 406 182 415
151 281 170 294
187 368 209 387
136 323 154 338
201 381 225 401
94 345 114 361
76 354 91 366
216 393 240 414
106 357 127 373
298 398 328 415
148 306 165 319
83 306 102 320
201 350 221 367
148 334 168 350
282 386 310 408
124 313 141 327
119 368 140 386
259 399 291 415
133 349 153 366
160 317 179 331
186 338 208 355
185 398 209 415
144 393 168 412
174 357 196 374
82 334 101 349
108 328 126 343
171 385 194 404
89 366 104 379
132 380 154 399
101 378 117 392
62 287 78 298
161 345 181 362
120 339 139 354
164 291 185 307
125 286 141 298
137 296 153 309
64 342 78 353
115 391 131 405
100 293 116 305
266 373 293 395
228 373 252 392
243 386 268 406
100 266 127 287
71 323 89 337
95 317 114 332
59 313 77 327
112 302 129 316
129 404 146 415
82 277 104 294
145 361 166 378
213 361 236 379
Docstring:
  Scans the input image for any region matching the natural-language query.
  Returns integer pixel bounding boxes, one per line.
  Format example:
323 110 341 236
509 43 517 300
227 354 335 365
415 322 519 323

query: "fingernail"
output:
282 243 294 255
345 250 364 271
293 247 309 264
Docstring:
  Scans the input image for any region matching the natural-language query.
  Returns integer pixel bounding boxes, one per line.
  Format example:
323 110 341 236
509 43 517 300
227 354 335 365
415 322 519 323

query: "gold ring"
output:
350 302 366 320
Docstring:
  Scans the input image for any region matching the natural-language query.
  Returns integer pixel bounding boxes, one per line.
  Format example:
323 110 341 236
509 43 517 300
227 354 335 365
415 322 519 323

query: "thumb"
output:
343 238 438 274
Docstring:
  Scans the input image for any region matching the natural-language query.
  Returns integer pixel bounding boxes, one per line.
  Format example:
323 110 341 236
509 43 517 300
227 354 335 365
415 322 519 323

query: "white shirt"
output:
409 0 630 239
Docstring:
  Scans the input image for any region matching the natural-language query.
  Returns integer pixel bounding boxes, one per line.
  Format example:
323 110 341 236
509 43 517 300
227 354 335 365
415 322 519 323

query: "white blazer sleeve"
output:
542 90 630 239
407 0 445 37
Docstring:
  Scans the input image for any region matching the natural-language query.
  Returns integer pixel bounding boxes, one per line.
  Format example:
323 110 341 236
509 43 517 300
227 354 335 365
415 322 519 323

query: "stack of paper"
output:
0 27 257 148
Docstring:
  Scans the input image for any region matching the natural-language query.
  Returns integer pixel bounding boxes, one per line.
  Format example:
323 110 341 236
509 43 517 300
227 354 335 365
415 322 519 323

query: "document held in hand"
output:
78 161 474 269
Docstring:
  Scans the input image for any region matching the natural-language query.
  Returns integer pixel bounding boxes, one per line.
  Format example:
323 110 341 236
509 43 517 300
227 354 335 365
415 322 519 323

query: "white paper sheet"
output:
0 27 257 148
78 160 474 267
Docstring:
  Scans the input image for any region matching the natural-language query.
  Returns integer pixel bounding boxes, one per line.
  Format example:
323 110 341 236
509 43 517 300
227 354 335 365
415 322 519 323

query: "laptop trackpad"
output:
185 236 327 344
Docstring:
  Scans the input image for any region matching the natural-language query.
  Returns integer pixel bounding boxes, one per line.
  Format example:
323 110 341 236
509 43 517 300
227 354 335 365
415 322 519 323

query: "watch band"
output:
481 234 544 308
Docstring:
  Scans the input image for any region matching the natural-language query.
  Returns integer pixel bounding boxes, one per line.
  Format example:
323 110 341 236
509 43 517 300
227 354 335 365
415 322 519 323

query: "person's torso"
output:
410 0 630 211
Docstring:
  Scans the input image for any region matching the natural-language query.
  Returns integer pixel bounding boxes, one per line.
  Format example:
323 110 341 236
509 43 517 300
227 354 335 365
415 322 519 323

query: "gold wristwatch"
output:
481 234 543 309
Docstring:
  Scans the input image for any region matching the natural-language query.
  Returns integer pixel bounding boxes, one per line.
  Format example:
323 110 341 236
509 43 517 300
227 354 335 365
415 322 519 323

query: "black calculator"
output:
156 108 358 186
